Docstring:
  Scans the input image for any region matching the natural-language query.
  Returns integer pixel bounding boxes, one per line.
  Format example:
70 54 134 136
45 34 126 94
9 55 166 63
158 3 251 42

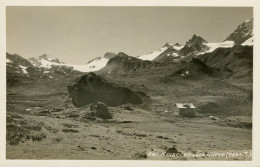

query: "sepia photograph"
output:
1 0 260 166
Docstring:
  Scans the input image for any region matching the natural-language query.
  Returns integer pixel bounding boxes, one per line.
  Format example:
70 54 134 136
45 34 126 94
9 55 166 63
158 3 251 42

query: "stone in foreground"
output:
90 102 112 119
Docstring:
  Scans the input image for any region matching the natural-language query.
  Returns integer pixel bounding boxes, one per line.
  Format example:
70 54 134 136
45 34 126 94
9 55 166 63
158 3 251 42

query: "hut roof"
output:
174 103 195 109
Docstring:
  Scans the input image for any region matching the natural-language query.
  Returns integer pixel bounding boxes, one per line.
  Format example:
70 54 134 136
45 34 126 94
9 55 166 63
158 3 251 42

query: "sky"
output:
6 7 253 64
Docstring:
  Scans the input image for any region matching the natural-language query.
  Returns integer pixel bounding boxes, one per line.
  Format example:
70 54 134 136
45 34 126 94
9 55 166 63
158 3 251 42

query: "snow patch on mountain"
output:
164 43 184 51
173 45 184 50
69 58 109 72
242 37 253 46
44 71 50 74
137 47 168 61
167 53 179 57
18 65 28 74
37 59 61 69
244 19 250 23
6 59 12 63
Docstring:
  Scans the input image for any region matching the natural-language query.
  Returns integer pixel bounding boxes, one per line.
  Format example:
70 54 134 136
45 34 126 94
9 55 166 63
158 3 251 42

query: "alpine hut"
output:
174 103 196 118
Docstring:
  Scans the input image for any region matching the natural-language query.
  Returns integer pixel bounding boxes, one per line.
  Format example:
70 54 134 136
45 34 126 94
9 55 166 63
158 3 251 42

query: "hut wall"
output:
179 108 196 118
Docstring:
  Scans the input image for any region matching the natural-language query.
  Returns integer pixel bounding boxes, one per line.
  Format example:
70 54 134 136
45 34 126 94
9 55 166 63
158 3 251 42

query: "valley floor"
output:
6 70 252 160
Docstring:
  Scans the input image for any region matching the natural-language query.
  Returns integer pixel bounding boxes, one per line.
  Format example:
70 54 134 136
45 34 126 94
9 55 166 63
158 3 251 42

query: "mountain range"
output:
6 18 253 83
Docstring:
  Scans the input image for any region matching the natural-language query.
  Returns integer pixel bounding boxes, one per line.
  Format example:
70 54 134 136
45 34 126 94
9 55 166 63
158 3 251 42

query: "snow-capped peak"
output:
29 54 64 68
29 55 63 69
137 42 184 61
224 18 253 44
28 54 109 73
186 34 208 46
6 53 32 75
39 54 64 64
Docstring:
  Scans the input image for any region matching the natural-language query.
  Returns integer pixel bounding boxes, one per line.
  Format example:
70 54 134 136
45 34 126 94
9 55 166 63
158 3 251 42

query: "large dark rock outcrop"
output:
67 72 143 107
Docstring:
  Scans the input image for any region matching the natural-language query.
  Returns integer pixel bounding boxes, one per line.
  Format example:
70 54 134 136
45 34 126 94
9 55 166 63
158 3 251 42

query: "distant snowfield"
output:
35 57 109 72
242 37 253 46
137 47 168 61
204 41 234 52
197 41 234 55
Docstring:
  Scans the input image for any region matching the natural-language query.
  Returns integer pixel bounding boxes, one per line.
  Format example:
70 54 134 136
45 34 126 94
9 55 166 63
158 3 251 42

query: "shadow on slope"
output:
198 45 253 83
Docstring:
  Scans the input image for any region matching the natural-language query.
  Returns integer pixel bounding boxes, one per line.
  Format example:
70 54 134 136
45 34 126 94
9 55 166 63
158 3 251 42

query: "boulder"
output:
166 146 181 154
90 102 112 119
198 101 220 113
67 72 143 107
